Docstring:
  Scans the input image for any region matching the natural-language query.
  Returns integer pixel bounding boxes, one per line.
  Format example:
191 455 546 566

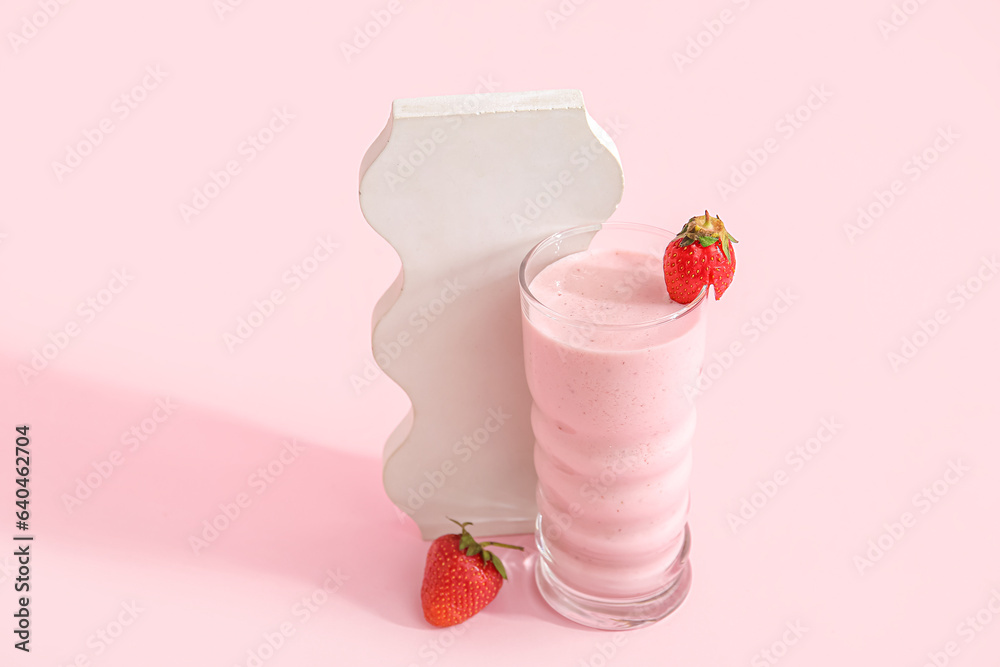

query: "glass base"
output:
535 524 693 630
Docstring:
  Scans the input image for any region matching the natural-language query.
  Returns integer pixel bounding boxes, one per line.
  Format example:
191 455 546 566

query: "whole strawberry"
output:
420 518 524 627
663 210 738 303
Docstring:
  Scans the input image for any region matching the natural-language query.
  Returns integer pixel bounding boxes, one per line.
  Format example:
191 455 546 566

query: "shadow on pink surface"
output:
1 351 573 630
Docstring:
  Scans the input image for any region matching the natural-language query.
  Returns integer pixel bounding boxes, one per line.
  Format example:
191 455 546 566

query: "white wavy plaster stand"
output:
359 89 624 539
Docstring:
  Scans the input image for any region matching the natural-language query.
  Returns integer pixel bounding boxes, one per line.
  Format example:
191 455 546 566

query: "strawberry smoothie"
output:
519 223 707 628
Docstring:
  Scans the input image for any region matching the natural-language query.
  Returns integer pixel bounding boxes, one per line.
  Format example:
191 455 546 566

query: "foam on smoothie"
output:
529 248 684 326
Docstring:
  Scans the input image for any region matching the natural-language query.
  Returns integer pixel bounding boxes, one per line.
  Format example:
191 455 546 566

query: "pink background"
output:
3 0 1000 665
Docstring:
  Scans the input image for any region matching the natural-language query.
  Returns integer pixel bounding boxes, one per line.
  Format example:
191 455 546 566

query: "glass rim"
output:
518 221 708 332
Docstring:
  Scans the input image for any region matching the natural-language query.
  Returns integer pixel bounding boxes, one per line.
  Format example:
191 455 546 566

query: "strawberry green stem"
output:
446 518 525 579
480 541 525 551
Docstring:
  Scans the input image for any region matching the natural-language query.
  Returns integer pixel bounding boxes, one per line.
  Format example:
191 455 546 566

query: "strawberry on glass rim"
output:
662 210 738 304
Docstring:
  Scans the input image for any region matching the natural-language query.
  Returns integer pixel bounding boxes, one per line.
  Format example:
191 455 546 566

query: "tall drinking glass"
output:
519 222 707 629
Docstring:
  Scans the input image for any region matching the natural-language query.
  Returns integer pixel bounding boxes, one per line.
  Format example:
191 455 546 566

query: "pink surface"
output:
1 0 999 664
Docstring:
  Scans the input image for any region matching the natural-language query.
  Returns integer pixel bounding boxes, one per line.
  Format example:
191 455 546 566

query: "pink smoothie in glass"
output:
523 247 706 599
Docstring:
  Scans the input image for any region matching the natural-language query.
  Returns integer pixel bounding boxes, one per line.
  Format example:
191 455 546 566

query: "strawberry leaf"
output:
697 236 717 247
721 236 732 262
679 237 696 248
447 521 524 579
490 553 508 580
